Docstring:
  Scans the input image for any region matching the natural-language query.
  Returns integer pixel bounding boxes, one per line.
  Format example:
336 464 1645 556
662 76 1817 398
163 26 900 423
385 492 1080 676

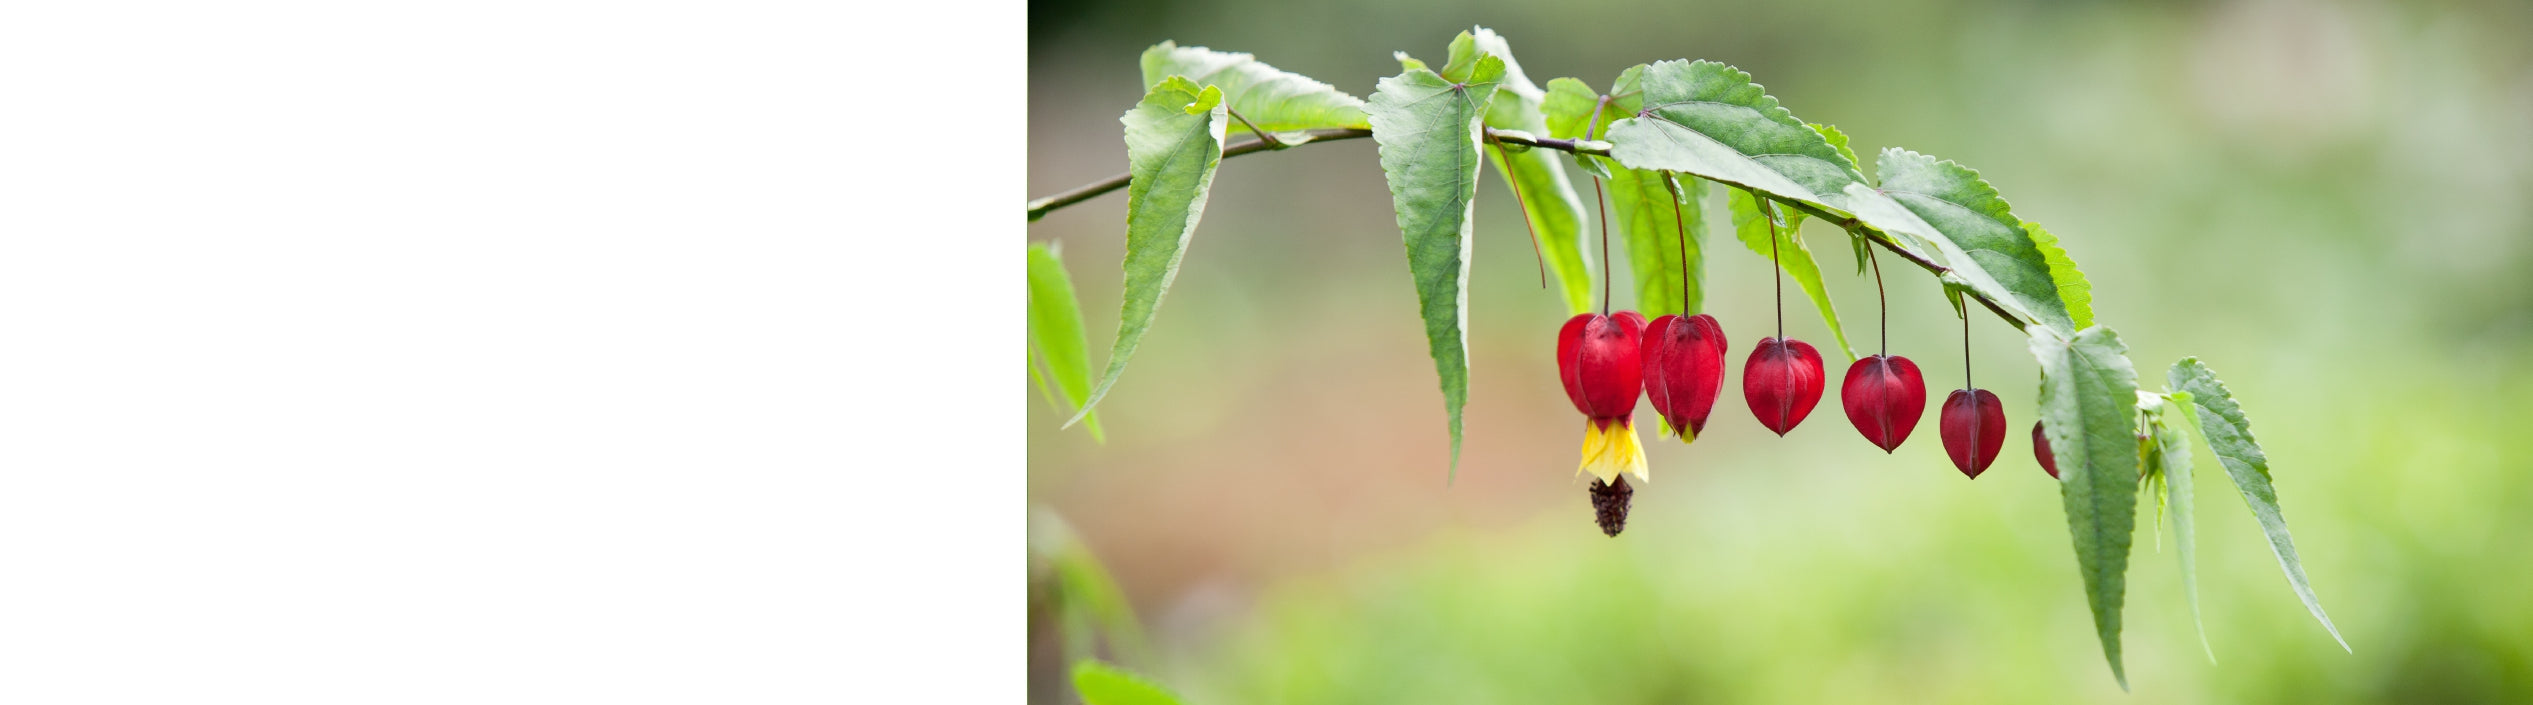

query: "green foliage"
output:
1598 61 2076 336
1608 168 1704 319
1729 189 1853 361
2027 220 2096 330
1604 60 1868 211
1446 29 1594 314
1366 55 1505 480
1141 41 1367 135
1029 242 1104 441
1870 150 2075 333
1034 510 1151 666
1074 660 1189 705
1069 77 1229 428
1539 68 1642 142
2029 325 2143 690
2168 358 2350 651
2145 391 2213 662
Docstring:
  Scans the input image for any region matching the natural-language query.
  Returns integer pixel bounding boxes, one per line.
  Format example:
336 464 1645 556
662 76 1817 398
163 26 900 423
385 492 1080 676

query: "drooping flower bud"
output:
1558 312 1648 486
1839 354 1926 453
1940 388 2007 478
2033 421 2059 479
1640 313 1728 442
1743 337 1824 436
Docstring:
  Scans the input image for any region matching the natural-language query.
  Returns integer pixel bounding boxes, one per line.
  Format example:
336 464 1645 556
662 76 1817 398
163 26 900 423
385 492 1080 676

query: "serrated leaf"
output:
1729 188 1854 361
1445 29 1594 314
1068 78 1227 427
2030 325 2144 690
1607 168 1703 318
2026 220 2095 331
1141 41 1368 134
1073 661 1188 705
1870 149 2075 333
1810 122 1859 166
2151 391 2215 663
1539 68 1644 141
1599 60 2073 334
1029 242 1104 441
1367 56 1505 480
1604 60 1867 210
2168 357 2350 651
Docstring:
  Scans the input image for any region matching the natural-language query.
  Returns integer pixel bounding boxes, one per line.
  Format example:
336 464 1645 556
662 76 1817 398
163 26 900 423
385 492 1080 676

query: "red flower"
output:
1940 389 2007 478
1839 354 1926 453
1558 312 1647 483
1743 337 1824 436
1640 313 1728 442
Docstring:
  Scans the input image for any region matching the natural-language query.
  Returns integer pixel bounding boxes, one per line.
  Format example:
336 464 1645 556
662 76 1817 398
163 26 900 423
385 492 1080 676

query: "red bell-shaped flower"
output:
2033 420 2059 479
1940 388 2007 478
1558 312 1648 485
1839 354 1925 453
1743 337 1824 436
1640 313 1728 442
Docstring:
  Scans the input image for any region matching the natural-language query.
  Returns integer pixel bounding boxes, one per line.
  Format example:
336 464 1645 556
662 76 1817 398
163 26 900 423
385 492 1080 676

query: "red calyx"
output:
1558 312 1646 424
1742 337 1824 436
1940 388 2007 478
2033 421 2059 479
1640 313 1728 440
1839 354 1926 453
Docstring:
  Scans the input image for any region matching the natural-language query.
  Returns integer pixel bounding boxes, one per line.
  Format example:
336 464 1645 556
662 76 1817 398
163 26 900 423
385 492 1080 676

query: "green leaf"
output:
1539 66 1644 181
1366 56 1505 480
2168 357 2351 651
1029 242 1105 441
1072 661 1188 705
1538 69 1643 141
1141 41 1368 134
1729 188 1854 361
2026 220 2096 331
1033 510 1150 666
1604 60 1867 212
2150 391 2215 663
1811 122 1859 166
1490 144 1592 314
1607 168 1703 319
1068 77 1228 428
1443 29 1593 314
2029 325 2144 690
1869 149 2075 333
1598 60 2073 335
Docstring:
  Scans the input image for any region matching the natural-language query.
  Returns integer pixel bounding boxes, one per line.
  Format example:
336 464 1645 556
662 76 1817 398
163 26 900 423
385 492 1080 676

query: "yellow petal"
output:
1578 418 1650 483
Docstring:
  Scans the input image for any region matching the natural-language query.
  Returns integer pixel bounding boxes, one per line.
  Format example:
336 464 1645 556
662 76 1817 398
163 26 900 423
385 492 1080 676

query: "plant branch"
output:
1021 119 2039 336
1024 126 1609 221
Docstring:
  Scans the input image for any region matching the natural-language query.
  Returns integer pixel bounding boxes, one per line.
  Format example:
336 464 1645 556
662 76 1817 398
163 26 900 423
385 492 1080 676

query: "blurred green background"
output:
1026 0 2533 702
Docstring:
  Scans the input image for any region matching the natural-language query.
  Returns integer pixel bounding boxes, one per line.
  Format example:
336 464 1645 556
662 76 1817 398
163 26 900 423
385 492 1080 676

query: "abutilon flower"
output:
1559 311 1646 536
1743 337 1824 436
2033 421 2060 479
1560 312 1648 482
1640 313 1729 442
1940 388 2007 478
1839 355 1926 452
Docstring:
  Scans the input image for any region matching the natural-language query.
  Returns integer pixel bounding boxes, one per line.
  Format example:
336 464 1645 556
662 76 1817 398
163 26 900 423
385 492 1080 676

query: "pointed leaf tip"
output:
1368 52 1504 480
1070 75 1231 428
2168 357 2350 651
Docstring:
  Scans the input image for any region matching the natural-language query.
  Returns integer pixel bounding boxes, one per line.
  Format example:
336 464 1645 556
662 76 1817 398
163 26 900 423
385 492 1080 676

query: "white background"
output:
0 1 1016 701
